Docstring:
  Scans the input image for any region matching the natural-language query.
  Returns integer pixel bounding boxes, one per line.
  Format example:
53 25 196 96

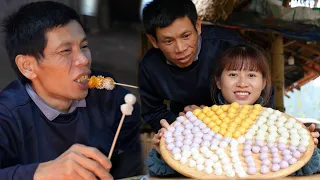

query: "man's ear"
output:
15 55 37 80
146 34 159 49
216 77 222 90
196 18 202 35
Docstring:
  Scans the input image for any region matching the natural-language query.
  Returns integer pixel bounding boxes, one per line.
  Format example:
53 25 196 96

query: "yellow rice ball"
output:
239 108 249 115
241 121 250 129
208 122 216 128
211 105 219 112
193 109 201 116
229 122 238 128
221 105 229 112
234 117 242 124
223 117 231 124
238 127 246 134
252 109 261 116
206 111 214 117
219 128 227 136
253 104 262 110
197 113 206 120
202 106 210 113
219 113 227 120
203 117 211 124
227 126 235 133
215 119 222 125
225 132 233 138
230 102 240 109
238 113 246 120
215 108 224 115
227 112 236 119
212 126 220 133
233 131 241 138
248 114 257 121
220 122 228 129
243 104 252 110
211 115 219 121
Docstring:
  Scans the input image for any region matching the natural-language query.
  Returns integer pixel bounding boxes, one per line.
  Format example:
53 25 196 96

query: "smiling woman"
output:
211 44 272 107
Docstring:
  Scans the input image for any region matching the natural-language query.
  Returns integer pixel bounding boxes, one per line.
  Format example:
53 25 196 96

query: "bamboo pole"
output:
270 0 290 112
283 40 296 47
270 33 285 112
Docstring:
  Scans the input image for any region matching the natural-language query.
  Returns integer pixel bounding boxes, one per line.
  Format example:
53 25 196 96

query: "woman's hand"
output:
179 105 202 116
308 123 319 145
152 119 170 153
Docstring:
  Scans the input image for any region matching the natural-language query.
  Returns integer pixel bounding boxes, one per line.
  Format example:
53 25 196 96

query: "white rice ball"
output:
124 94 136 105
120 104 134 115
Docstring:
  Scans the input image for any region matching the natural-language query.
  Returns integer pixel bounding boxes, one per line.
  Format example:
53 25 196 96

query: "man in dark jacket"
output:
0 1 142 179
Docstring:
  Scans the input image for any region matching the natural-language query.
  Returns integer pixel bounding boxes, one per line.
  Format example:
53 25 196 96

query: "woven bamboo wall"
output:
140 132 155 174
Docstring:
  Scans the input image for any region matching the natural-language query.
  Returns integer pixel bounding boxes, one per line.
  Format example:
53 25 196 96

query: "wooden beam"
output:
284 48 314 63
283 40 296 47
285 65 313 92
270 33 285 112
254 33 270 43
306 62 320 73
285 68 319 92
284 48 320 72
295 42 320 56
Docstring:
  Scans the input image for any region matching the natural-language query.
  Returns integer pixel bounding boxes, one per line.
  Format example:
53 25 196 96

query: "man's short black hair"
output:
2 1 83 83
142 0 198 39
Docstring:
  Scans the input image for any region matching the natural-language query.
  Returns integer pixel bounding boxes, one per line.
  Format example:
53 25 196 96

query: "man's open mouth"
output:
75 75 89 83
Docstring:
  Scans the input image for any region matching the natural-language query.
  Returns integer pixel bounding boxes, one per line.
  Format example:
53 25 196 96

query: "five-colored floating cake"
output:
160 103 314 179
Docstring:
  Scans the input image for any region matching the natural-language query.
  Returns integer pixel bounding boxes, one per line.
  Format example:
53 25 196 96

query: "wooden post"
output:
270 33 285 112
137 33 153 85
139 33 153 61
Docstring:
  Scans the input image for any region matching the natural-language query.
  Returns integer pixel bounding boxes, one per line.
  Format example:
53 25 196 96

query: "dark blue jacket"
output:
0 71 143 179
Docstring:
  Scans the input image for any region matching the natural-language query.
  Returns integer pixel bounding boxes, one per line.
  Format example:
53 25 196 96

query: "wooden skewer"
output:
108 113 126 159
87 76 139 89
115 82 139 89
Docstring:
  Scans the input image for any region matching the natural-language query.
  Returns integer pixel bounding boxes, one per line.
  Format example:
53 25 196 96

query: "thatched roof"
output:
193 0 237 21
193 0 318 22
238 31 320 94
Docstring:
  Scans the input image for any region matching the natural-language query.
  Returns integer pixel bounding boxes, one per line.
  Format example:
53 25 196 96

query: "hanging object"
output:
288 56 295 65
